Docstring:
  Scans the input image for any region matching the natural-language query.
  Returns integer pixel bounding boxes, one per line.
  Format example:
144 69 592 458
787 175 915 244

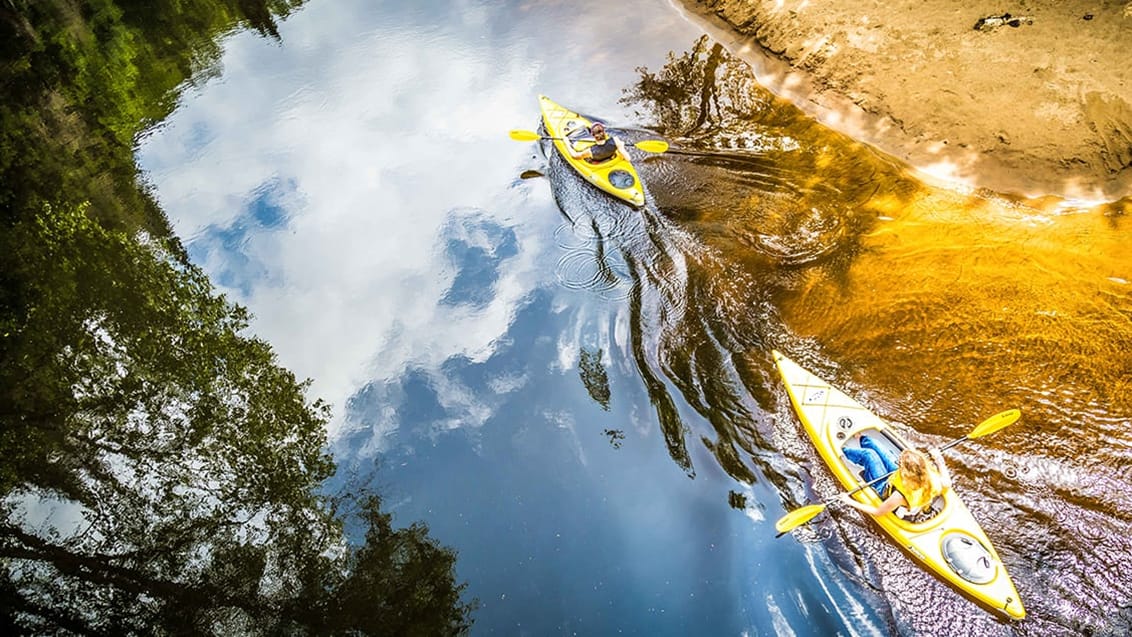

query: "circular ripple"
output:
555 248 632 300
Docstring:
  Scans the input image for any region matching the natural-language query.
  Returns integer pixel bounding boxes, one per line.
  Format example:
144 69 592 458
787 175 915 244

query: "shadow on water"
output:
545 34 1132 637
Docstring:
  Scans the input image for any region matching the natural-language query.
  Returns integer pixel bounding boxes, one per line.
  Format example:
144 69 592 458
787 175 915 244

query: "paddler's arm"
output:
562 136 589 160
929 447 953 490
840 490 906 517
613 136 629 159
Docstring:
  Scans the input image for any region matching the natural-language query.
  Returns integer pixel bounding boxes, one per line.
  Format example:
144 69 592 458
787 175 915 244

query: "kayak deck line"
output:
771 349 1025 620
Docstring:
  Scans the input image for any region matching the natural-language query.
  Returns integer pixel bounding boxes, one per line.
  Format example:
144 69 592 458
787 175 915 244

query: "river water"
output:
136 0 1132 635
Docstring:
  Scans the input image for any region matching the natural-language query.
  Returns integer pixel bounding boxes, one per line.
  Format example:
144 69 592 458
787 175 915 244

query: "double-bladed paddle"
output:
774 409 1022 535
508 128 669 153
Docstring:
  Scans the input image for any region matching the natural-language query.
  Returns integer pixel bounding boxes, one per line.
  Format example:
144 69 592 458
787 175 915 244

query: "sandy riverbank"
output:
674 0 1132 203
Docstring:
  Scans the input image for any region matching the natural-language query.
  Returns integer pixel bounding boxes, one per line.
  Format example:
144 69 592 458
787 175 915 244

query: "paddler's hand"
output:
839 493 858 508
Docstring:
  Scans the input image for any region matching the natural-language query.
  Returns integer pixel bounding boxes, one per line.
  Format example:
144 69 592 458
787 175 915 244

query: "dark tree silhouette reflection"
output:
0 204 475 635
579 348 612 411
1 1 475 634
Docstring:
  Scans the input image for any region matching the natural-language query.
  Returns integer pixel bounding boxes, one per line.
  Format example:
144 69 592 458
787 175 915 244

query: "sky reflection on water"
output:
137 0 893 634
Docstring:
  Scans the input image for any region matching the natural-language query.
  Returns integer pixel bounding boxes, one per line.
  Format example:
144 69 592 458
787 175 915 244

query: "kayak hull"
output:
772 350 1025 620
538 95 645 208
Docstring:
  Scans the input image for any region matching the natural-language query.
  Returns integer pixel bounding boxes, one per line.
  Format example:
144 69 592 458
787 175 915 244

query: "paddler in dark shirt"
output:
564 121 628 164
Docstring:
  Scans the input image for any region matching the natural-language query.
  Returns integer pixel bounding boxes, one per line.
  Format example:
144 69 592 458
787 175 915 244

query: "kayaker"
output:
563 122 628 164
840 440 952 519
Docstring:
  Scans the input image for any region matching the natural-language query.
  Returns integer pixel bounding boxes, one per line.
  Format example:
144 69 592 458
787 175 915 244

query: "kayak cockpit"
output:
563 123 621 165
836 426 946 526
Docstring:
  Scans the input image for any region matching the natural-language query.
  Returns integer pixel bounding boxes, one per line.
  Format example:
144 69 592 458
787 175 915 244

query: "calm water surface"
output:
138 0 1132 635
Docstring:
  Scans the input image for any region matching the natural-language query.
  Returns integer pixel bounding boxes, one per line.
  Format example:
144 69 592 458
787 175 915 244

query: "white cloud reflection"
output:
137 0 704 441
138 1 554 436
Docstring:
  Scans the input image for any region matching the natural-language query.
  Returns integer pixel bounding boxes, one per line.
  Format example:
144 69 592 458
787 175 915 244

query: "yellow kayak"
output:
538 95 645 207
772 350 1025 620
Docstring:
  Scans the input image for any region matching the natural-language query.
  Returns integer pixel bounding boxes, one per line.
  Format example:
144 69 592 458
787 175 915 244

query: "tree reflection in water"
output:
579 347 612 411
1 1 475 633
1 203 475 635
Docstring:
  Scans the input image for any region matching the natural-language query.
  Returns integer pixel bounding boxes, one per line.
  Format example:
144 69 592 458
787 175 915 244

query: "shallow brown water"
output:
766 185 1132 634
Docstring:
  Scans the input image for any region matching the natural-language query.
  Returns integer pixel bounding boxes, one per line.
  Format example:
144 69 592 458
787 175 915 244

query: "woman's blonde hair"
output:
899 449 940 497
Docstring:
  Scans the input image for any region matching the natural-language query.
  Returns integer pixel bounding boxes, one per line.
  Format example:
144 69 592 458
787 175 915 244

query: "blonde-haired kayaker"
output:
841 439 952 518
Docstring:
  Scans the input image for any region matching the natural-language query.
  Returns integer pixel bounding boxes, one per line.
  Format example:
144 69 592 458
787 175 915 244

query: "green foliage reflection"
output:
1 1 474 634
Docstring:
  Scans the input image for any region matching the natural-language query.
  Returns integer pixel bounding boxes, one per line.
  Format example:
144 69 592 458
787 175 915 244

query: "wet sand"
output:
674 0 1132 202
